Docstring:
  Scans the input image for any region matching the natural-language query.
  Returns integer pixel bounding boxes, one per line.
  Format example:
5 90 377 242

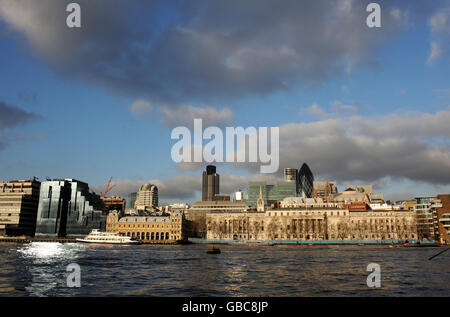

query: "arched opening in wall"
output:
233 234 238 240
151 232 154 240
166 232 169 240
161 232 165 240
146 232 149 240
156 232 159 240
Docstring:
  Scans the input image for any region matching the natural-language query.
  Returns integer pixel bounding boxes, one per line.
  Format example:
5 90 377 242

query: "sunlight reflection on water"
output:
0 243 448 296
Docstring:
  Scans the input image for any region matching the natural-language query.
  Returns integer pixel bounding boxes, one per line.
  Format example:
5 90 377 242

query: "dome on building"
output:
136 183 158 210
140 183 157 191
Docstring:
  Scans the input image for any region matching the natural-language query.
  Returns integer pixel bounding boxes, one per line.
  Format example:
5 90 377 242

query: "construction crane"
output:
100 177 116 197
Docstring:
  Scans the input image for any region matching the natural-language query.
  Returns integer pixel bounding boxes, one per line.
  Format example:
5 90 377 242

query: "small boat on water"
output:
207 247 221 254
76 229 142 245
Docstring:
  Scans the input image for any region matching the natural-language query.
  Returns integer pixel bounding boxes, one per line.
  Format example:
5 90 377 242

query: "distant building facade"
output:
185 200 249 238
436 194 450 244
313 180 338 200
128 192 137 209
0 179 41 236
106 210 186 242
135 183 158 210
35 179 106 237
414 196 441 241
101 196 125 214
202 165 220 201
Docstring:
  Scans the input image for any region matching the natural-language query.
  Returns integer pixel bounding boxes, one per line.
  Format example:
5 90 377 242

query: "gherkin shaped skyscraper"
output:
298 163 314 198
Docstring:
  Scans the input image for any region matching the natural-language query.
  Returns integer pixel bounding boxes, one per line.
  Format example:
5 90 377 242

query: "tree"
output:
267 218 280 240
250 220 262 240
337 219 351 241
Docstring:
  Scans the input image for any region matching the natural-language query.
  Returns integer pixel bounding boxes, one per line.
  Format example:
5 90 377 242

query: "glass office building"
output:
35 179 106 237
246 181 297 207
298 163 314 198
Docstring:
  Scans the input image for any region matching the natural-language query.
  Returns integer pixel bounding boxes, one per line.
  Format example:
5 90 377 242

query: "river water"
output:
0 242 448 296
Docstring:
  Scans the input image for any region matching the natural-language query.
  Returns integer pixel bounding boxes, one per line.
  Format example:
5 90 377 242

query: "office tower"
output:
35 179 106 237
202 165 220 201
0 179 41 236
246 180 296 207
128 192 137 209
284 168 298 182
313 180 338 199
135 183 158 210
298 163 314 198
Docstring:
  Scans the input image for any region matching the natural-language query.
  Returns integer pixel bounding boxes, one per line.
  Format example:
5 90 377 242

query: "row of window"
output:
107 223 181 229
120 231 181 241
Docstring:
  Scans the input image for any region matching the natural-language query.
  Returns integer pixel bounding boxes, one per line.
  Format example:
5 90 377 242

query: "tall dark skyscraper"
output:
202 165 220 201
298 163 314 198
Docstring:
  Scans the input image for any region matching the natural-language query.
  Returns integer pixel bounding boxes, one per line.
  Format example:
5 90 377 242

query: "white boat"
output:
76 229 142 245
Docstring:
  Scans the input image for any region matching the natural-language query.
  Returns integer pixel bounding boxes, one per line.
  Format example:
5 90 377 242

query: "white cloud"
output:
427 6 450 65
160 104 233 127
300 102 327 119
129 99 153 117
332 101 359 116
300 101 359 119
427 42 442 66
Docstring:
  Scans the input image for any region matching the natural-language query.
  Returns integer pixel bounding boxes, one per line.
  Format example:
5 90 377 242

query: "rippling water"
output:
0 242 448 296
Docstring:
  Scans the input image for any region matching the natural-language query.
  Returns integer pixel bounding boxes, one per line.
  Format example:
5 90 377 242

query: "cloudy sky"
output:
0 0 449 203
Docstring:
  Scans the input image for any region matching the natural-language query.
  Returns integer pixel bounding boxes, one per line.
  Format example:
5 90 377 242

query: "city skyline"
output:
0 0 450 204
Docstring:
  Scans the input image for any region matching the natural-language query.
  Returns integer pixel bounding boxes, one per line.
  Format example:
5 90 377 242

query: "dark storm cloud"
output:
93 174 248 201
0 101 38 130
0 0 432 104
0 101 39 150
233 111 450 185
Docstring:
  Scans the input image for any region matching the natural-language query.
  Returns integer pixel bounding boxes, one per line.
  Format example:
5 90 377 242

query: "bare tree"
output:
267 218 280 240
337 219 351 241
250 220 262 240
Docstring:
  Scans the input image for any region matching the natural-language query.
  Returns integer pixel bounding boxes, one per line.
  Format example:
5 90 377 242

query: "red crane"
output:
100 177 116 197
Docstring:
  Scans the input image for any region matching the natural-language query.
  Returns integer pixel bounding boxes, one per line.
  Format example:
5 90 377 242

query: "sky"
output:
0 0 449 204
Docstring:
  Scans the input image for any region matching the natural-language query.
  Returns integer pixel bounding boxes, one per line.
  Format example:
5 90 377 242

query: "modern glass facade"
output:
35 179 106 237
128 192 137 209
246 181 297 207
298 163 314 198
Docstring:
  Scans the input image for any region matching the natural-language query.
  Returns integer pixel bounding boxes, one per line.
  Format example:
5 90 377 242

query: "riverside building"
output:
0 179 41 236
185 200 249 237
206 190 418 241
436 194 450 244
206 208 418 242
35 179 106 237
414 196 442 241
106 210 186 242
